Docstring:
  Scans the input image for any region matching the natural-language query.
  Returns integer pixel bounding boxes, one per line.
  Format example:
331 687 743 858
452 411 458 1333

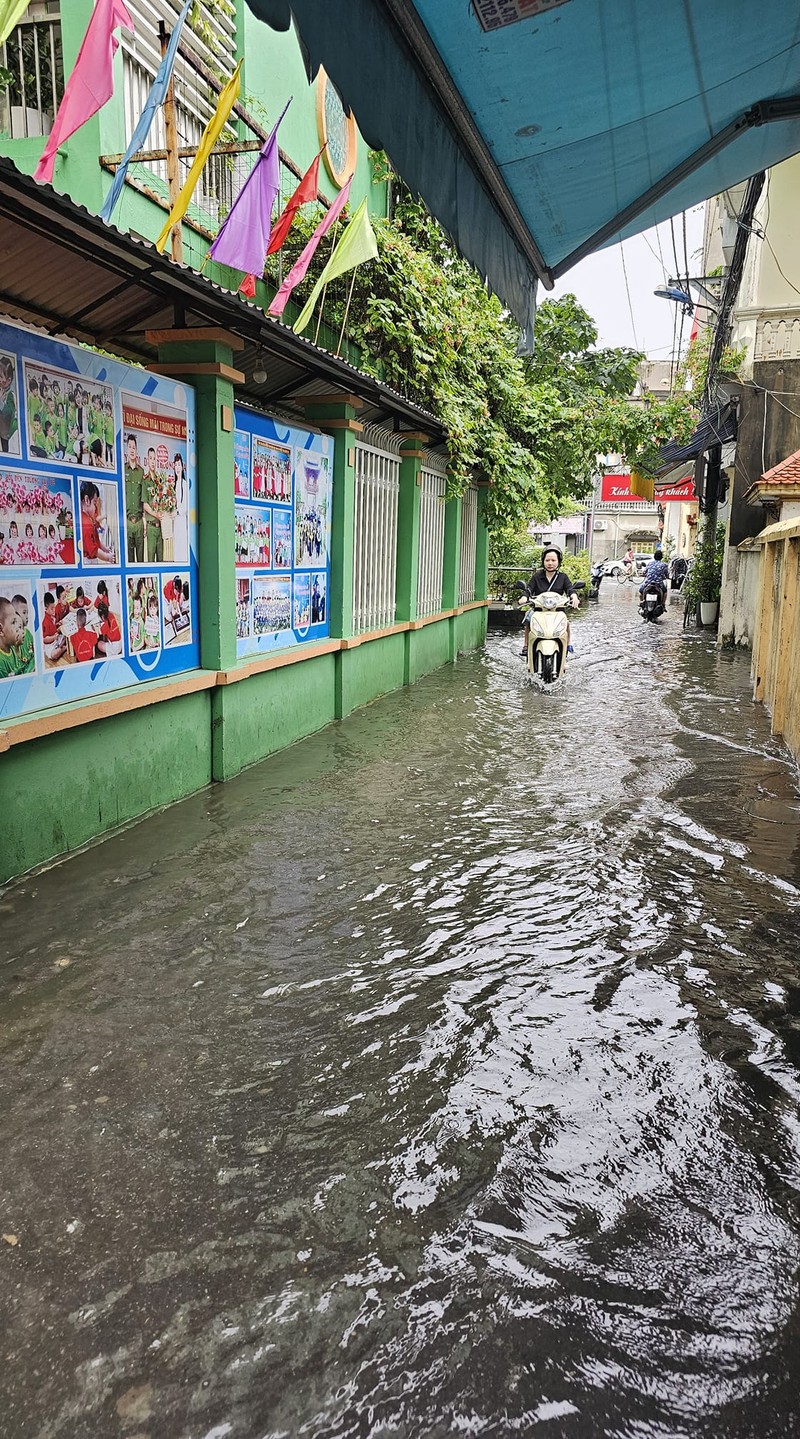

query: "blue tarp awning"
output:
247 1 800 346
656 402 737 475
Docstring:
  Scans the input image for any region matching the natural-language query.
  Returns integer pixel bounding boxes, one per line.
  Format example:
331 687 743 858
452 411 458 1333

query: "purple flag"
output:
208 101 289 275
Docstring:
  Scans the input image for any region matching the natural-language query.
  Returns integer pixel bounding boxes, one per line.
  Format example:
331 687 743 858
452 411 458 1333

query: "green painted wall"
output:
212 654 337 781
1 691 212 886
407 620 450 683
335 634 407 720
455 607 488 653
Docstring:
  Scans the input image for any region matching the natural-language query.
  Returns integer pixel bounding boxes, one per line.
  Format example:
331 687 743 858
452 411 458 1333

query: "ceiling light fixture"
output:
252 350 267 385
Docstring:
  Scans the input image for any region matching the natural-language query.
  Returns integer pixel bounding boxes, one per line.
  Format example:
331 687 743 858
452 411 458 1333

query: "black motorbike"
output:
588 558 605 600
639 581 666 622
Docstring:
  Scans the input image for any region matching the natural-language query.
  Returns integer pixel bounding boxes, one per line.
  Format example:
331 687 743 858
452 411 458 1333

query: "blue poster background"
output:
0 319 199 721
234 406 332 658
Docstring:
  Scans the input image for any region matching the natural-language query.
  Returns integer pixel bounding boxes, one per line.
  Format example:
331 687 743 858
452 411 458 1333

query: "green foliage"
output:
261 191 692 528
683 521 726 605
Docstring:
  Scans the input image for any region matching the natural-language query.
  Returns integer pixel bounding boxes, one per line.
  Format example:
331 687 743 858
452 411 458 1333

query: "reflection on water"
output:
2 589 800 1438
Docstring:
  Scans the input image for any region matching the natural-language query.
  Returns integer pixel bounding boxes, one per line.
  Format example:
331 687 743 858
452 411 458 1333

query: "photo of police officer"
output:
124 432 145 563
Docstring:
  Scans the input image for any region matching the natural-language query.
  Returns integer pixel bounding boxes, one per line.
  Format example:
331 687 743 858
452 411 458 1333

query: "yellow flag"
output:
155 59 242 254
629 469 655 503
0 1 29 47
293 197 378 334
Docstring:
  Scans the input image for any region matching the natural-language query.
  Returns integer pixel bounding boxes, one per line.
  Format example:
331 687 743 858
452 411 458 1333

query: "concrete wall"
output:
719 538 762 648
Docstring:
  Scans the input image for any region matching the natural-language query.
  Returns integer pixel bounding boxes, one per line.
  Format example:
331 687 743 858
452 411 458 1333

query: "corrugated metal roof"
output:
0 157 442 439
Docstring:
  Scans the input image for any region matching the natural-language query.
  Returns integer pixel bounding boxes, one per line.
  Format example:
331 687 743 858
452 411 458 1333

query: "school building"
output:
0 157 488 886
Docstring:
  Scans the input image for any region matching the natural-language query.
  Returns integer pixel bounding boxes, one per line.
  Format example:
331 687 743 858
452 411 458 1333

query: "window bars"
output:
458 484 478 606
0 4 63 140
417 463 446 617
352 441 401 634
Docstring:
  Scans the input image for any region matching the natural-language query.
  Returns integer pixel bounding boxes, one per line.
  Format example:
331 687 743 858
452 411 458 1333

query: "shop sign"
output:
655 476 696 503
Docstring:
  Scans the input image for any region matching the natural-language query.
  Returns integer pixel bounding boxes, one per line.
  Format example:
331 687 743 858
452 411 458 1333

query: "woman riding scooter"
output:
520 546 579 656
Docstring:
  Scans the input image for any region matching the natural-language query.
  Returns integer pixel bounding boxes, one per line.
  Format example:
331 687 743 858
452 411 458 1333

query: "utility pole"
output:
160 21 183 264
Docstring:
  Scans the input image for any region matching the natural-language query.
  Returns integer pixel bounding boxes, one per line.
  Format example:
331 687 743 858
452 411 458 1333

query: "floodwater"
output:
3 586 800 1439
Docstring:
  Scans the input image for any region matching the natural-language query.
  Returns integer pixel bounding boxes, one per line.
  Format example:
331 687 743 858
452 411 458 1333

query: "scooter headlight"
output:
530 616 548 637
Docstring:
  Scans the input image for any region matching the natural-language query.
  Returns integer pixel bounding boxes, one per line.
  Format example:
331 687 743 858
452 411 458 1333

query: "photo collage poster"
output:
0 318 199 721
234 406 331 657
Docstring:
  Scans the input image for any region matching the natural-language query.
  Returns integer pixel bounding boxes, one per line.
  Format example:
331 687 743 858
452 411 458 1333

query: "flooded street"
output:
3 586 800 1439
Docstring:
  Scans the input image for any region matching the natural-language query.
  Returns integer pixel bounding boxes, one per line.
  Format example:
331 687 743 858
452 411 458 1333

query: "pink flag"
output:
268 174 352 318
35 0 133 185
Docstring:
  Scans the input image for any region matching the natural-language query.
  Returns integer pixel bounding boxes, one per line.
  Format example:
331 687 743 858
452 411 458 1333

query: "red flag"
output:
239 273 257 298
267 153 320 255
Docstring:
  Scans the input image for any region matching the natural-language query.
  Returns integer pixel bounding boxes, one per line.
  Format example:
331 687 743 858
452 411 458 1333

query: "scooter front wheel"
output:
540 653 555 684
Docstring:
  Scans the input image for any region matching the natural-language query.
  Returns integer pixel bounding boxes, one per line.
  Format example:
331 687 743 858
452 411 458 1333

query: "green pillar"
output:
442 494 463 662
150 327 243 673
395 434 427 623
299 398 363 719
475 485 490 601
299 397 363 641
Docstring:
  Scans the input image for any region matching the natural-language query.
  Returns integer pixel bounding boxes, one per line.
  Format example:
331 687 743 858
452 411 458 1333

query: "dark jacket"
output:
528 568 575 597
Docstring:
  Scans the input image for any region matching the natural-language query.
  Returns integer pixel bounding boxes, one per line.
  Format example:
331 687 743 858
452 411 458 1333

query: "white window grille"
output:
120 0 239 225
353 440 401 634
458 484 478 606
417 458 447 617
0 2 62 140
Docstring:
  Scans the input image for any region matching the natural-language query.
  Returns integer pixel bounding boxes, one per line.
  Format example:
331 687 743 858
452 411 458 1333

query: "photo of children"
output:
0 580 35 679
272 509 292 569
293 573 311 630
253 437 291 502
236 576 252 638
23 362 115 468
234 429 251 499
294 446 330 567
127 574 162 652
235 507 271 567
0 354 21 456
311 572 327 625
35 575 123 670
253 576 291 635
162 571 191 648
121 395 189 565
0 472 75 566
79 477 119 565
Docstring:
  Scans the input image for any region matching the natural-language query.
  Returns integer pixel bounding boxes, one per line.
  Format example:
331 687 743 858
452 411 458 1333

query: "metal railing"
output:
417 461 446 617
458 485 478 606
352 440 400 634
0 3 62 140
121 47 238 224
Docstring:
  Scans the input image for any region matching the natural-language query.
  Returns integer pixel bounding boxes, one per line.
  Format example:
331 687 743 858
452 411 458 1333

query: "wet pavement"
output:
3 585 800 1439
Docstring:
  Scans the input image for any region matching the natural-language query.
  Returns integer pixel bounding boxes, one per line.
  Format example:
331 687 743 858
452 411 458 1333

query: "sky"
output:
549 204 707 360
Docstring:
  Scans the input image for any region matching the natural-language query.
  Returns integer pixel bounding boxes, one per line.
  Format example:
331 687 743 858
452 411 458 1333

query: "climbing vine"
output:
264 187 700 529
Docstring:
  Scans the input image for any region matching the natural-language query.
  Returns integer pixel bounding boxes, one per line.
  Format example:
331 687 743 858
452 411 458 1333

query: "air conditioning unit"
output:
594 519 607 530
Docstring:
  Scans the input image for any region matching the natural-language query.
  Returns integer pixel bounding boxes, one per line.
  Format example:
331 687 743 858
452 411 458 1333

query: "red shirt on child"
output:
71 627 99 663
100 613 121 643
42 611 59 641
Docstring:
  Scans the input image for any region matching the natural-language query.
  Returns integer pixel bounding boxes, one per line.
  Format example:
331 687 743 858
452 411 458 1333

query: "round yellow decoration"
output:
316 66 358 189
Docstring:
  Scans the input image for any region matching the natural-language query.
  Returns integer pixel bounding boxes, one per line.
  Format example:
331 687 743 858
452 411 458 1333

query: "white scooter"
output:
517 581 584 685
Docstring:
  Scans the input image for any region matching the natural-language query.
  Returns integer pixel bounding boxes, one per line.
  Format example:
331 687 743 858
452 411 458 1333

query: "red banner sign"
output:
601 473 696 504
655 476 696 503
600 474 638 503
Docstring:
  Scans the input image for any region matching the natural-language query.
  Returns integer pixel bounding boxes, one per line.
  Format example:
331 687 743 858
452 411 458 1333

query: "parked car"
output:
601 552 652 577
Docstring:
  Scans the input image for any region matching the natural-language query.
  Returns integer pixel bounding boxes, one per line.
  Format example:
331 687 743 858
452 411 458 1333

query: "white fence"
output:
417 461 447 617
352 440 401 634
458 485 479 605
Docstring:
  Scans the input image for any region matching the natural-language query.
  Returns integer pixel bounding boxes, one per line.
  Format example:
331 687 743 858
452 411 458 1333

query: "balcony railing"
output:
0 3 62 140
